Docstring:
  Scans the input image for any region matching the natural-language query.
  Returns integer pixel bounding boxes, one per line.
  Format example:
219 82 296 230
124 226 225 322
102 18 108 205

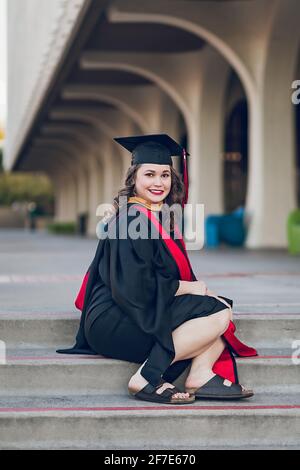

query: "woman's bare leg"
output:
171 308 230 363
128 308 230 397
184 336 226 389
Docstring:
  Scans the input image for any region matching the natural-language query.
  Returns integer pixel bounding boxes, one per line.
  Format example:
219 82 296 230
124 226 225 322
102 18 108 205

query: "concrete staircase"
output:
0 311 299 449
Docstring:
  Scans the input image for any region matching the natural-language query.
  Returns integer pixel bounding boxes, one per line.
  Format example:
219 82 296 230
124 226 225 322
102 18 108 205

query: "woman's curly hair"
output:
111 164 185 232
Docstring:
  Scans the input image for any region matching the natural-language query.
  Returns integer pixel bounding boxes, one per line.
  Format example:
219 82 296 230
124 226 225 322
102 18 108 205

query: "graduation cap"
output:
114 134 190 205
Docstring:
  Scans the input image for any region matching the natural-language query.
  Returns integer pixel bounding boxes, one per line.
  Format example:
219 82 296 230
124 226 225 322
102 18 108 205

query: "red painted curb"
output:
0 405 299 413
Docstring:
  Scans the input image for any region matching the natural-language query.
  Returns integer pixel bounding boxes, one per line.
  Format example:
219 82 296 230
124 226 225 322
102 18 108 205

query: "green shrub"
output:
0 171 54 213
47 222 77 235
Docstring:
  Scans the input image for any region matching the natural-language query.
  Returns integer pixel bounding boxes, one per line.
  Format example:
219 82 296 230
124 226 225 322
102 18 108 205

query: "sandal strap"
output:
209 375 242 392
192 374 249 397
143 378 166 392
141 382 183 398
159 385 181 398
140 383 156 394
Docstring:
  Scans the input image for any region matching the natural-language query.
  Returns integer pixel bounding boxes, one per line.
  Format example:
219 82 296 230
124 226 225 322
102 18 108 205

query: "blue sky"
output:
0 0 7 128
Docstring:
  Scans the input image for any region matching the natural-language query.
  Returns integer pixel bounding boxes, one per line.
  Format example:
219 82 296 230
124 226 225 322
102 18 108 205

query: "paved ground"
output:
0 228 299 315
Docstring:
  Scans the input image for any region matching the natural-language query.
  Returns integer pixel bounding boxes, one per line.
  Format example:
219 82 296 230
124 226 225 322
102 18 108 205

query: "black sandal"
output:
186 375 254 400
129 382 195 405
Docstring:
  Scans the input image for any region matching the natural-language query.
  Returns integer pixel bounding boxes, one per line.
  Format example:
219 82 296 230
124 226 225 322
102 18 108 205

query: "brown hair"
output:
112 164 185 231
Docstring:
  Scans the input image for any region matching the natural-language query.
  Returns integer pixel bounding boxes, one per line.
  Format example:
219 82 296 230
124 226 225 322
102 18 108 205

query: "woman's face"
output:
134 164 172 204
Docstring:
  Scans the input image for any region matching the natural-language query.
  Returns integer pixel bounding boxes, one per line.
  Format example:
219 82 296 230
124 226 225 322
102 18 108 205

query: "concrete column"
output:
197 49 231 215
245 1 300 247
34 137 91 225
64 175 77 222
28 149 78 223
52 178 64 222
87 156 104 236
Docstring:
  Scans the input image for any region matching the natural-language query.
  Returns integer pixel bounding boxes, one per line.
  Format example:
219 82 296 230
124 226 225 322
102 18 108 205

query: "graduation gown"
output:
57 201 257 387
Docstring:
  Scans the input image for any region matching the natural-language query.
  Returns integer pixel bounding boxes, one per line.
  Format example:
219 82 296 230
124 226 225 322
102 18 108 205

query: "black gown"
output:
57 203 231 387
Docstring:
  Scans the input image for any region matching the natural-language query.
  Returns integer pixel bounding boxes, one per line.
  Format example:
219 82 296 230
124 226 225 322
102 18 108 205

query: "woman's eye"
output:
145 173 170 177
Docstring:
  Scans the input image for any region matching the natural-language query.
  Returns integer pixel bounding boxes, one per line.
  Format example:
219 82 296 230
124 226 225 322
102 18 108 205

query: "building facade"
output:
6 0 300 246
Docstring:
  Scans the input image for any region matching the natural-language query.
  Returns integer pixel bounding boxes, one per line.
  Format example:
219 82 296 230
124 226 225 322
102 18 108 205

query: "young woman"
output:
57 134 257 405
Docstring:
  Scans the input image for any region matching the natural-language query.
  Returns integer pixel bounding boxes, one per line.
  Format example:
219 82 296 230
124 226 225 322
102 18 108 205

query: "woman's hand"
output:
206 288 217 297
189 282 233 320
188 280 208 296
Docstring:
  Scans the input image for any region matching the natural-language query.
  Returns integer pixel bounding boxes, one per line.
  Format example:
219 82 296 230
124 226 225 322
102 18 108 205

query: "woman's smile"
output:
148 189 165 195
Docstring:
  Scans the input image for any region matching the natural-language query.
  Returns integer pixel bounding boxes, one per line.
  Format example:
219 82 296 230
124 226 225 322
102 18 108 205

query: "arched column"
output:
107 0 262 97
46 109 141 231
62 84 149 132
246 0 300 247
40 124 106 235
29 148 78 222
197 48 231 215
33 137 90 220
49 106 127 186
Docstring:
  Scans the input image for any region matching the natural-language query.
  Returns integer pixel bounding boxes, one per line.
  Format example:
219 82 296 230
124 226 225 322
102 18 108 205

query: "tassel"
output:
182 148 189 206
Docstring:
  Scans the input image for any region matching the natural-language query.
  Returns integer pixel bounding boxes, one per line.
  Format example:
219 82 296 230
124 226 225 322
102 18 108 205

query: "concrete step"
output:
0 348 298 396
1 313 299 349
0 392 299 449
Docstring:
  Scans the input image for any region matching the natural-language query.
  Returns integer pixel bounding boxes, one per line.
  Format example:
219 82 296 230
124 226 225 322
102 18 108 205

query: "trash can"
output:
78 213 89 236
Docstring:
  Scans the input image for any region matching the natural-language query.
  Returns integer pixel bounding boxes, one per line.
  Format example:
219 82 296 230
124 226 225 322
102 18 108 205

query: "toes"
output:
173 392 191 399
156 383 192 399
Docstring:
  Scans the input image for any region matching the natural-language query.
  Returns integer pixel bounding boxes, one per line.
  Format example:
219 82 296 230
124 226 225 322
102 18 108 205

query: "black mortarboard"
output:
114 134 190 204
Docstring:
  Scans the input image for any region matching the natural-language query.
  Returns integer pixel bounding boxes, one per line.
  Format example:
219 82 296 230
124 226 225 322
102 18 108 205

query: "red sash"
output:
75 204 257 383
75 271 89 311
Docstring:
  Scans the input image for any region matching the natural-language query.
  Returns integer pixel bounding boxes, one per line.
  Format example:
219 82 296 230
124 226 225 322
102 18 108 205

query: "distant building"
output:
6 0 300 245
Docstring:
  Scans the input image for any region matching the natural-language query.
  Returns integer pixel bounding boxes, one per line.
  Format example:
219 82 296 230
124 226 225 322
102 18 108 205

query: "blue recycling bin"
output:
205 215 221 248
205 207 246 248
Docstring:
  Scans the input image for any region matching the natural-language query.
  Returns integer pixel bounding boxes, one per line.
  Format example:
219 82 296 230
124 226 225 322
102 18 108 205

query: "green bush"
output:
47 222 77 235
0 171 54 213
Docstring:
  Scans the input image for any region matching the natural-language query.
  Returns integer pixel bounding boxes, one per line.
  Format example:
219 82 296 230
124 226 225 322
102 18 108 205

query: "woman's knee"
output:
214 308 231 335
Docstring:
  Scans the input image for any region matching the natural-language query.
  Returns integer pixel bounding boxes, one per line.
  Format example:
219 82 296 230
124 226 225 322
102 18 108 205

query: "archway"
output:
224 92 248 213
